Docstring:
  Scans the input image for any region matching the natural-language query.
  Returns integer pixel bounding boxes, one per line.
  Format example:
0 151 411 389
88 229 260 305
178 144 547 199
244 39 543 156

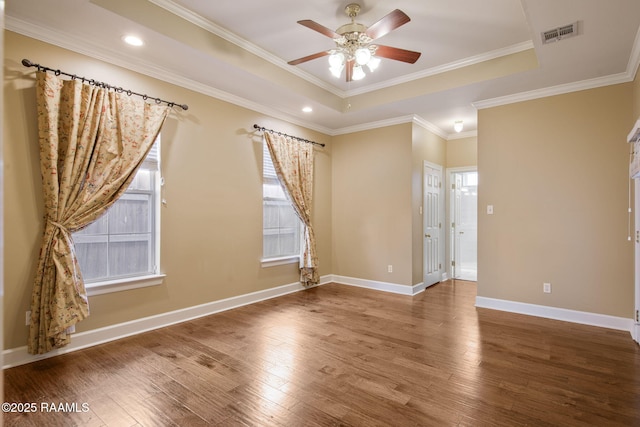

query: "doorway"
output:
449 169 478 281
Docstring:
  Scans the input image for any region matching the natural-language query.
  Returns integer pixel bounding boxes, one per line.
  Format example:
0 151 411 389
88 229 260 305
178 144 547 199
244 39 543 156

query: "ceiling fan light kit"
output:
288 3 421 82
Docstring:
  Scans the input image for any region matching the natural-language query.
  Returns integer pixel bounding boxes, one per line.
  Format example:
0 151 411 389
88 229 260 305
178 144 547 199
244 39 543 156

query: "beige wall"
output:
331 124 414 285
12 26 632 353
3 32 332 350
330 123 447 287
446 136 478 169
478 84 634 317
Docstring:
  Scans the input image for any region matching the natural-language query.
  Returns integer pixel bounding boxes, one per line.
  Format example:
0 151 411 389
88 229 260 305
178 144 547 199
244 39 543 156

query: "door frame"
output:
423 161 445 287
634 179 640 344
446 166 478 281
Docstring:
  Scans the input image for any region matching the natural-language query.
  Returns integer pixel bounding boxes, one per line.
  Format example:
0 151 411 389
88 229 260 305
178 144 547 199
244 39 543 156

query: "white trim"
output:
447 130 477 141
11 279 632 368
446 166 478 173
7 11 640 139
473 24 640 110
475 296 634 333
261 255 300 268
147 0 343 98
148 1 534 100
345 41 535 97
627 24 640 84
86 274 165 296
4 16 334 137
413 282 427 294
413 115 449 140
4 16 458 140
331 275 426 296
332 114 450 139
333 114 415 136
473 72 632 110
3 275 332 369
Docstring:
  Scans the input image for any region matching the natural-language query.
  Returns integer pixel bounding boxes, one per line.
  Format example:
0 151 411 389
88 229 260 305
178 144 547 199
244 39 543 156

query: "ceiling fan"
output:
288 3 421 82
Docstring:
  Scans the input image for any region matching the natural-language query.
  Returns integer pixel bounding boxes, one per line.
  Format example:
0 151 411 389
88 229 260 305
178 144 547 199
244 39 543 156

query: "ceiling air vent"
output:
541 21 579 44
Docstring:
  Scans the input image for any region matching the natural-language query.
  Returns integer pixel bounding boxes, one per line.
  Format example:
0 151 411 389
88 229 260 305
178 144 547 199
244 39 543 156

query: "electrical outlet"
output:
25 310 31 326
388 265 393 273
543 282 552 293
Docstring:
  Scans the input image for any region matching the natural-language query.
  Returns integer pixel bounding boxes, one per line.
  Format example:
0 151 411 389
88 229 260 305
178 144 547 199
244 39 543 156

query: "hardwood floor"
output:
4 280 640 426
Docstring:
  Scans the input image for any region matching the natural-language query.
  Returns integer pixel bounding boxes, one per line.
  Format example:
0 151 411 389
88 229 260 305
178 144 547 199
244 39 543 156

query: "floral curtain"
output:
264 132 319 285
29 71 170 355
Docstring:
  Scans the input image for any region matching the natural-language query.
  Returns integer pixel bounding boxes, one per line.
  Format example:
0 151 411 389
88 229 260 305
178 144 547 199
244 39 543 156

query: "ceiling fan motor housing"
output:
336 4 374 58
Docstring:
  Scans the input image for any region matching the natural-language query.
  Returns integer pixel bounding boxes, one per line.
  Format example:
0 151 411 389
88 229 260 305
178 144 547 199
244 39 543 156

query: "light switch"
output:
487 205 494 215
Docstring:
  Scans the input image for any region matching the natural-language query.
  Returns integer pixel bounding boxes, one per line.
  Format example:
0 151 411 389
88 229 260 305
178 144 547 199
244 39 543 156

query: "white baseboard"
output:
330 275 426 296
12 278 630 368
475 296 634 333
3 275 333 369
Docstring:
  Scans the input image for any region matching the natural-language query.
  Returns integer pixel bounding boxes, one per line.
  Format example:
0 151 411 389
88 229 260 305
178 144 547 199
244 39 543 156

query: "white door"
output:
424 162 444 287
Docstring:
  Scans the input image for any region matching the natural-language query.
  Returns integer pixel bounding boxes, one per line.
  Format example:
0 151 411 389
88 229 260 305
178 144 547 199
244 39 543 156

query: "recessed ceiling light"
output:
123 35 144 47
302 106 313 113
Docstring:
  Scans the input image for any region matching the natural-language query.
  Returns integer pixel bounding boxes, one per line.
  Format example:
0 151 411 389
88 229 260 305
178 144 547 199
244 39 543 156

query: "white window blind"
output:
262 139 301 260
74 138 160 283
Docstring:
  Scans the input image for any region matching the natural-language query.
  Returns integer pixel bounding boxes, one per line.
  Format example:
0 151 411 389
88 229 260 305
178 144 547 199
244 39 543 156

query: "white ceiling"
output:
6 0 640 138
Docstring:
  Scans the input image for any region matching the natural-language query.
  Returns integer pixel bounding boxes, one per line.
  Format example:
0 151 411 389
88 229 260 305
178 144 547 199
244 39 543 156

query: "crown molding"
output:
447 130 478 140
412 116 449 139
627 24 640 82
5 16 333 136
330 114 452 140
346 41 535 97
149 1 535 102
473 72 632 110
6 16 449 139
331 115 414 135
474 25 640 110
148 0 345 98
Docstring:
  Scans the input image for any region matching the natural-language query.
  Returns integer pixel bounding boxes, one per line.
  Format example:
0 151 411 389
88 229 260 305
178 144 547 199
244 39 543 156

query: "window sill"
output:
261 256 300 268
85 274 165 296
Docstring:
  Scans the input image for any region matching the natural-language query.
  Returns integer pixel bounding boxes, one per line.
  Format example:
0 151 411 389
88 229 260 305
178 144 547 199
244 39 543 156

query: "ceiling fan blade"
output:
345 59 354 82
288 51 330 66
365 9 411 40
375 45 421 64
297 20 339 38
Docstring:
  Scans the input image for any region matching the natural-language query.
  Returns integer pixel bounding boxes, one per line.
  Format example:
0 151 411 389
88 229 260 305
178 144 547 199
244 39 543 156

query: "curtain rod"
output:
253 124 325 147
22 59 189 111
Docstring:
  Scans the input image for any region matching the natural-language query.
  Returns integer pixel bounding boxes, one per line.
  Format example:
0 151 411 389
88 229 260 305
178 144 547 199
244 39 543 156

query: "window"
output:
262 139 301 263
73 138 161 288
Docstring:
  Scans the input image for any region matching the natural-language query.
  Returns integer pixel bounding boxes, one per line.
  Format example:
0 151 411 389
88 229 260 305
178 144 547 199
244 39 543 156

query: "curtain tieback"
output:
47 218 71 235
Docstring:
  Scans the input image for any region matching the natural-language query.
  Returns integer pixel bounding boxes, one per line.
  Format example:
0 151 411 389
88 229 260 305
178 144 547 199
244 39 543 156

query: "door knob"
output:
425 234 431 238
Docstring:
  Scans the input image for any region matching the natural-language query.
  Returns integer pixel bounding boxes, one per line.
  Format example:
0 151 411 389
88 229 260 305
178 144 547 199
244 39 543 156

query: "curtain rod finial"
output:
22 59 35 67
